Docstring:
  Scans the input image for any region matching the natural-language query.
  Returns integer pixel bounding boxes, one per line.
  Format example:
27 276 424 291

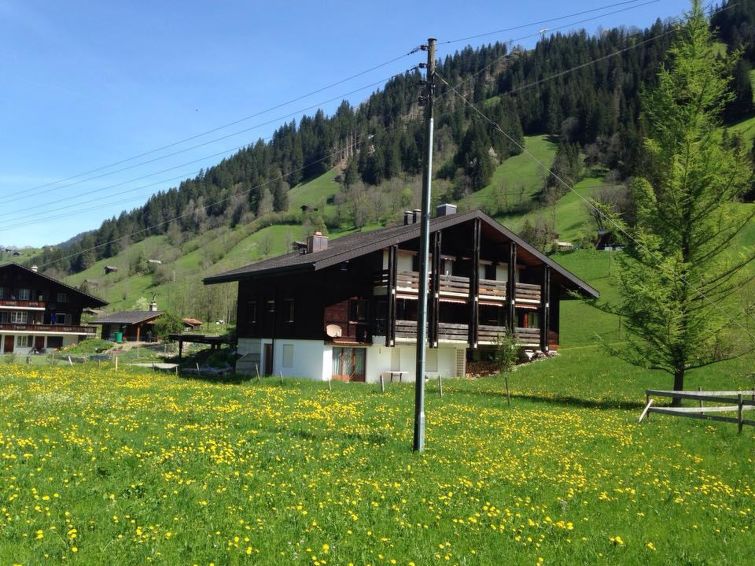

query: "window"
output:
0 312 7 323
266 300 275 313
349 299 368 322
248 301 257 325
282 344 294 369
18 288 30 300
56 292 68 303
10 311 28 324
16 335 32 348
55 313 69 325
284 299 295 323
0 287 4 299
47 336 63 349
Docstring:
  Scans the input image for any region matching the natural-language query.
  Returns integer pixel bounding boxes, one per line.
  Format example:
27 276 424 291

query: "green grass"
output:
287 167 341 214
459 134 557 212
0 352 751 564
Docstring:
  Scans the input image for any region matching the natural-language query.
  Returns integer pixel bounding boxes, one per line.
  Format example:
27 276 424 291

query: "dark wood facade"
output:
219 212 598 353
0 263 106 351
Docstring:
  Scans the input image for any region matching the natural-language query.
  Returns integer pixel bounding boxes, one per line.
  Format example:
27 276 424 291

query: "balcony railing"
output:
395 320 541 346
375 270 541 304
0 299 46 310
0 323 96 335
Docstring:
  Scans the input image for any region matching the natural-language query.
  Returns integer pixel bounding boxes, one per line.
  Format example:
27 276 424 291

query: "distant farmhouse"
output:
205 207 598 382
0 263 107 353
91 301 162 342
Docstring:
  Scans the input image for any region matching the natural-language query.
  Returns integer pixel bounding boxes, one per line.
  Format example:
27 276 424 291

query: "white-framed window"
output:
282 344 294 369
17 288 30 300
55 313 69 325
10 311 28 324
56 292 68 303
16 335 32 348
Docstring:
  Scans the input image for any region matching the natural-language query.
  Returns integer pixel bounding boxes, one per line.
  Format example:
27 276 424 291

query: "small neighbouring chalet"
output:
204 206 599 382
0 262 108 354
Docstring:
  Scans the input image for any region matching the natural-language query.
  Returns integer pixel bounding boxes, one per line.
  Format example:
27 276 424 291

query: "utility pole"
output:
413 37 436 453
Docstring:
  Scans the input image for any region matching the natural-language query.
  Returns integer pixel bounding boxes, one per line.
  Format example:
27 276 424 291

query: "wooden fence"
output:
639 389 755 433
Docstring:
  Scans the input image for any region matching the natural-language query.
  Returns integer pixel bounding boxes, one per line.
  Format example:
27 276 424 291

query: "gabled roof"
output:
203 210 599 298
0 262 108 307
90 311 163 325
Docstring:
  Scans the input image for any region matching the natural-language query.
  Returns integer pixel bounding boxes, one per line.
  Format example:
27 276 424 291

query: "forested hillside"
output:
29 1 754 301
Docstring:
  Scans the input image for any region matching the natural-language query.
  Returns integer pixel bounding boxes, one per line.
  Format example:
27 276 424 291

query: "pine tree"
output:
609 2 753 403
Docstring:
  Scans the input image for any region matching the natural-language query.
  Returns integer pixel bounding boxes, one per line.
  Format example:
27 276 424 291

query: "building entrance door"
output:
332 347 366 382
3 335 14 353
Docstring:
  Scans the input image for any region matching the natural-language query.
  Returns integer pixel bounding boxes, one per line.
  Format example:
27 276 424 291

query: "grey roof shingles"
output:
90 311 163 325
203 210 599 298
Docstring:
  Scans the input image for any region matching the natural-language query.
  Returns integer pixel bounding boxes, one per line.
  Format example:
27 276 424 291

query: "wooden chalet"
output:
204 207 598 382
0 262 107 353
91 306 162 342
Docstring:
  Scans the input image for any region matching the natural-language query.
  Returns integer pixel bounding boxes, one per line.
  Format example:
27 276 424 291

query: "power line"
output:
3 0 667 228
31 2 734 265
436 0 732 98
35 121 414 271
436 72 755 344
0 71 411 215
0 51 414 203
0 71 410 224
440 0 657 45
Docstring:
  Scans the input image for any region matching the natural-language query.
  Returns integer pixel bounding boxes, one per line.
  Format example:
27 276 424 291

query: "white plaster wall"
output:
236 338 262 356
364 343 464 383
272 339 329 381
397 251 414 273
0 334 78 354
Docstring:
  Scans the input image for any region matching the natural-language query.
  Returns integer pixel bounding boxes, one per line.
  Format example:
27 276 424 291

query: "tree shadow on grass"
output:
449 388 644 410
177 371 256 385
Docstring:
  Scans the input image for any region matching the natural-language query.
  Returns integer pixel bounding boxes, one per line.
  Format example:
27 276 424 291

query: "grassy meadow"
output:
0 348 752 565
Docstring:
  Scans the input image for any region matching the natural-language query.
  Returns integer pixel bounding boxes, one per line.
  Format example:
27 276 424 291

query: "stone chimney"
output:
149 300 158 312
307 231 328 253
403 210 413 225
412 209 421 223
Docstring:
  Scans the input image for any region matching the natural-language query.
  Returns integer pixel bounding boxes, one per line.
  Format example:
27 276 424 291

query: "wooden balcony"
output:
0 299 46 310
375 270 541 304
395 320 541 346
0 323 96 335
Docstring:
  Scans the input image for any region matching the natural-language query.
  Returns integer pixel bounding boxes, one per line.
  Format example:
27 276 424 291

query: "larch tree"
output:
608 1 754 402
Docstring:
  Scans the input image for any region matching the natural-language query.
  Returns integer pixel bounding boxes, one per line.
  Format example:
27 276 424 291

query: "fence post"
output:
737 394 743 434
380 373 385 393
255 364 260 383
698 386 704 416
438 374 443 397
115 356 118 372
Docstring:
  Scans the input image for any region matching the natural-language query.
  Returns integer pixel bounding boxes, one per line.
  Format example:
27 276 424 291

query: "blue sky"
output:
0 0 691 248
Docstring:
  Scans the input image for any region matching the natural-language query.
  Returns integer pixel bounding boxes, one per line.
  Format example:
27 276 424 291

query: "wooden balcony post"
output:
540 266 550 352
507 242 517 333
468 218 481 348
429 231 441 348
386 245 398 347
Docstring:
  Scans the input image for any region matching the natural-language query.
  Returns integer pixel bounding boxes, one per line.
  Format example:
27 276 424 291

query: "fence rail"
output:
639 389 755 432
